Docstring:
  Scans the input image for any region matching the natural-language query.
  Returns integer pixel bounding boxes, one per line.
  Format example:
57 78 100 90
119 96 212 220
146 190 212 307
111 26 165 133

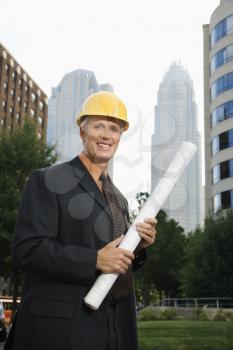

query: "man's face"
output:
80 116 122 164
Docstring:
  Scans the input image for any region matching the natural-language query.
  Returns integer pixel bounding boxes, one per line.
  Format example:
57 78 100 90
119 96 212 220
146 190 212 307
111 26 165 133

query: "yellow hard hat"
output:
76 91 129 131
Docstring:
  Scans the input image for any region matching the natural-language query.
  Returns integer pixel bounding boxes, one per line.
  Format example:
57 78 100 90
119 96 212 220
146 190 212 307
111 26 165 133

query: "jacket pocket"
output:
30 299 73 319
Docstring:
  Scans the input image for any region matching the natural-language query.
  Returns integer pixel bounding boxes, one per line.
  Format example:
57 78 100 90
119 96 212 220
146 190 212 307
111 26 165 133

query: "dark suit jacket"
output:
5 156 146 350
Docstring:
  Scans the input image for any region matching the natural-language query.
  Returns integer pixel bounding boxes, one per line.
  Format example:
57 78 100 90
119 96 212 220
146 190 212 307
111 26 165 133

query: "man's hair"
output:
80 116 89 130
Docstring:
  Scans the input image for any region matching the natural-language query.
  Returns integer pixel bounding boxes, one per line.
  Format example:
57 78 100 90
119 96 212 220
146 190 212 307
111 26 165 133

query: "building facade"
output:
151 63 202 232
203 0 233 214
47 69 113 163
0 43 48 139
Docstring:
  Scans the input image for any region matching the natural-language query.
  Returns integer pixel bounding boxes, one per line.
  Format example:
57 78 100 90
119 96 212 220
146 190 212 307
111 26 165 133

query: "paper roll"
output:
84 142 197 310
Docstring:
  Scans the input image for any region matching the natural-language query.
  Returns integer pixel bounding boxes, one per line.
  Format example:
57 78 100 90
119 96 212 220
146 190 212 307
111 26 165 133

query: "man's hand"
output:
136 218 157 250
96 235 135 274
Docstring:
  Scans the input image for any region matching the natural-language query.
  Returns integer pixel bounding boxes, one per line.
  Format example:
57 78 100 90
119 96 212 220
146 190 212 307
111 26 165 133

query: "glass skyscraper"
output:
151 63 202 232
203 0 233 213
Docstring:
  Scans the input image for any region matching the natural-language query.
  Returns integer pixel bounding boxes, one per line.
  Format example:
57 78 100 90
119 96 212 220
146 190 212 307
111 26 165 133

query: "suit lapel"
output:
69 156 112 218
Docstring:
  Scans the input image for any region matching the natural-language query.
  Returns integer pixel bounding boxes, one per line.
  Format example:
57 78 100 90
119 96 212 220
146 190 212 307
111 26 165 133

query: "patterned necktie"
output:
99 173 134 302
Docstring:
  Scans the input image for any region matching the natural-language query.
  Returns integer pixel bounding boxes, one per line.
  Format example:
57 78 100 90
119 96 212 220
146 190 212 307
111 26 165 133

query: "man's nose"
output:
100 127 111 139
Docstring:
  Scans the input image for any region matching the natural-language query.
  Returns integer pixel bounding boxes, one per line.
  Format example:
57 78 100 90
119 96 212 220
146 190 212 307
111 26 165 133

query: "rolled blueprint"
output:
84 141 197 310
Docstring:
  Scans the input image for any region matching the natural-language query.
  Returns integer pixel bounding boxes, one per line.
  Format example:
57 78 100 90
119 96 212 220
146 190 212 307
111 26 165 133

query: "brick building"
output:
0 43 48 139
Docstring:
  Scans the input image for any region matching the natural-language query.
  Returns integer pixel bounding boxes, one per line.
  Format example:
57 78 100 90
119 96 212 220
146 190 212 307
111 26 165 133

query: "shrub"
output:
225 311 233 321
160 308 177 320
193 308 209 321
213 309 228 321
138 308 159 321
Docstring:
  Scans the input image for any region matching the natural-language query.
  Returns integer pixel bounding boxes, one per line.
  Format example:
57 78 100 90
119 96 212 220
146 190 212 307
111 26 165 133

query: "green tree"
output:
0 121 56 299
146 210 186 301
132 192 186 305
182 210 233 297
181 228 208 297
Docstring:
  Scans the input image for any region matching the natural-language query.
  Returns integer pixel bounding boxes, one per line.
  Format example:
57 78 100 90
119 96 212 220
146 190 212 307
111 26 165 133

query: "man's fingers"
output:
118 248 134 260
144 218 157 226
114 261 128 273
108 234 124 247
145 217 157 223
108 237 134 259
122 255 133 266
97 236 135 274
138 232 155 244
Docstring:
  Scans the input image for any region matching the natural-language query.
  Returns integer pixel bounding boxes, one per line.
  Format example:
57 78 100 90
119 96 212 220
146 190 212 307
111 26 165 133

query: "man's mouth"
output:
97 142 111 149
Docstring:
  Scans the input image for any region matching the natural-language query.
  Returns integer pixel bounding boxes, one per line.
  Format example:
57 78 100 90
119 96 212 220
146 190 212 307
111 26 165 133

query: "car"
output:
0 301 7 343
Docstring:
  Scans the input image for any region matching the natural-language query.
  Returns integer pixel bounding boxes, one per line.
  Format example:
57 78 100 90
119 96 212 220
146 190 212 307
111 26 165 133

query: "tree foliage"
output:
133 192 186 305
182 210 233 297
150 210 186 299
134 194 233 303
0 121 57 280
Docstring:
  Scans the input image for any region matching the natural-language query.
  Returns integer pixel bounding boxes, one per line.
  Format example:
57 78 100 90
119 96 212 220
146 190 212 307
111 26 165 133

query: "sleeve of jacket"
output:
12 169 97 285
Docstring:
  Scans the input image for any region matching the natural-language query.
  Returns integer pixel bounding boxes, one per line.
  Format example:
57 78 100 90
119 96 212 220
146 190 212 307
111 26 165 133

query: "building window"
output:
15 113 20 122
39 101 44 111
12 71 16 81
211 15 233 47
9 107 13 115
211 100 233 127
213 193 221 211
24 102 27 111
31 92 36 102
0 119 5 126
210 44 233 74
30 108 35 118
211 72 233 100
212 159 233 183
3 82 7 91
212 129 233 155
37 116 43 126
37 132 42 140
18 79 22 86
212 136 220 155
10 89 14 98
5 64 9 72
2 100 6 110
24 85 28 92
213 189 233 211
17 96 21 104
212 164 220 184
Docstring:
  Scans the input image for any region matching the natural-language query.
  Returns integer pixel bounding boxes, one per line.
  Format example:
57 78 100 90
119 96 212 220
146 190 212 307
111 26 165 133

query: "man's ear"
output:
80 127 86 142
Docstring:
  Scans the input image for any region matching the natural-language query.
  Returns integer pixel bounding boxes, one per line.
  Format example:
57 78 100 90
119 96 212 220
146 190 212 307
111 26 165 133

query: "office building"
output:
151 63 202 232
203 0 233 213
0 43 48 139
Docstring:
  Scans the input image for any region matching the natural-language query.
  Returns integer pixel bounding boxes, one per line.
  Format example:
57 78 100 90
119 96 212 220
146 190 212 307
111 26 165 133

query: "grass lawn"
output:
138 320 233 350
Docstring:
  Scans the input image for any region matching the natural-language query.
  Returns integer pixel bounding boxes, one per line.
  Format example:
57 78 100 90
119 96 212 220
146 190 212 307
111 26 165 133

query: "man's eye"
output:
111 127 120 133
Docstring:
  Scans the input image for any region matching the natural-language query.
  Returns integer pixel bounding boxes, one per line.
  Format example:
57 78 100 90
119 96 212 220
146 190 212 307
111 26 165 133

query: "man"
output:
5 91 156 350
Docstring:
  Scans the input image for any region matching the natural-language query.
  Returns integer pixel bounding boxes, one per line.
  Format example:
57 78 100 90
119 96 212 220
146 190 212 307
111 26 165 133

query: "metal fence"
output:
154 298 233 309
